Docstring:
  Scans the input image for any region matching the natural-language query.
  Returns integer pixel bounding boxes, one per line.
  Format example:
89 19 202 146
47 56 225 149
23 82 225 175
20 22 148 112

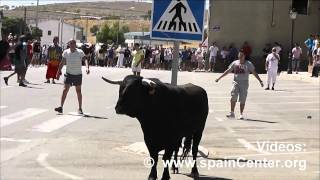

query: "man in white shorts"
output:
265 48 279 90
131 43 144 76
215 49 264 119
54 39 90 114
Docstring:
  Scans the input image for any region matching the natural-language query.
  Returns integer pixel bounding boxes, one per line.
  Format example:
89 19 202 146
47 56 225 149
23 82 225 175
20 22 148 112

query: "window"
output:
292 0 309 15
48 30 51 36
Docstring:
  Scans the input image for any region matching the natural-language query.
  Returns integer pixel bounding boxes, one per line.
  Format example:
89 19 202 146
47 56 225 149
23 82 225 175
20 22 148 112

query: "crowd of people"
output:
1 33 320 87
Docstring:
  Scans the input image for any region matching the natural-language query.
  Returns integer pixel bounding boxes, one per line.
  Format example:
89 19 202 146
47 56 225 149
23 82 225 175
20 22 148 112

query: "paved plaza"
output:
0 67 319 180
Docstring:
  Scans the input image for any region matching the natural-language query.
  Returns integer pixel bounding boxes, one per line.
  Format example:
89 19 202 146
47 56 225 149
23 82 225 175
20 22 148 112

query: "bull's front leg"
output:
161 149 174 180
148 152 158 180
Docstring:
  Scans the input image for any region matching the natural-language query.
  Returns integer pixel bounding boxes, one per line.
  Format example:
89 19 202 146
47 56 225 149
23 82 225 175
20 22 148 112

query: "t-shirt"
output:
292 47 302 59
266 53 279 69
209 46 219 57
62 48 85 75
305 38 314 50
47 44 62 61
314 40 319 51
220 50 229 59
131 50 144 67
229 60 255 82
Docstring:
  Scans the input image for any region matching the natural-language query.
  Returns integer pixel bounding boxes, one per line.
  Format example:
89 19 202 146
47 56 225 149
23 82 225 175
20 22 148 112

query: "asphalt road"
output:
0 67 319 180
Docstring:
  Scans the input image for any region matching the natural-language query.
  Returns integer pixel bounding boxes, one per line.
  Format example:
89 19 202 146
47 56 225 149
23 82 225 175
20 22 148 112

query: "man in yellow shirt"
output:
131 43 144 76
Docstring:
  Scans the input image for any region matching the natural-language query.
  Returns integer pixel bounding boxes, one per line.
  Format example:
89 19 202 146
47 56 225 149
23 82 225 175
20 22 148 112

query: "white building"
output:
30 19 82 47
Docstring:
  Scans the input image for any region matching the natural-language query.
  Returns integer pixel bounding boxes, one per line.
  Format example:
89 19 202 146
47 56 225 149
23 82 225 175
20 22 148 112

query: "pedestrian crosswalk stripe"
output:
153 0 201 34
32 114 82 133
0 106 8 109
1 108 48 128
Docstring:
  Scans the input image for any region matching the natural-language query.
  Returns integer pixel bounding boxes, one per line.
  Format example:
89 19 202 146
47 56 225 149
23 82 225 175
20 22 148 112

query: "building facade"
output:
30 19 82 47
208 0 320 71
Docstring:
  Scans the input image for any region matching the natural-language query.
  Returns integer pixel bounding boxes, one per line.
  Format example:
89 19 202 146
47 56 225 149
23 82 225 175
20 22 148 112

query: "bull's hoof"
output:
148 177 157 180
171 167 179 174
191 168 199 180
160 177 170 180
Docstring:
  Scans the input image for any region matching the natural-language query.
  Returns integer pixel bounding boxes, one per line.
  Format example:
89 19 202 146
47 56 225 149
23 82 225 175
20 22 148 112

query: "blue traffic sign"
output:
151 0 206 41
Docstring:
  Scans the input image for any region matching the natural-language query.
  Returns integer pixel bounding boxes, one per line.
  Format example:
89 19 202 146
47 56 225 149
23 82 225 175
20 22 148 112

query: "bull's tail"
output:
181 136 192 160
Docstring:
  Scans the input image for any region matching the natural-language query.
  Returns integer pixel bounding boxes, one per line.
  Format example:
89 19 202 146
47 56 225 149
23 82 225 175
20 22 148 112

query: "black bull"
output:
102 75 208 180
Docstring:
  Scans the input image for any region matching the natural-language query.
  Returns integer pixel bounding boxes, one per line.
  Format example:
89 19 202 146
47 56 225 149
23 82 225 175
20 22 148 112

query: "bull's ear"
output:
142 79 156 95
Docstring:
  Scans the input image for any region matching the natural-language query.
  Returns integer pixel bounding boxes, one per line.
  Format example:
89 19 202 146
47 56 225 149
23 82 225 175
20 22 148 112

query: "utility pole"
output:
36 0 39 28
24 7 27 34
60 17 64 46
86 16 88 42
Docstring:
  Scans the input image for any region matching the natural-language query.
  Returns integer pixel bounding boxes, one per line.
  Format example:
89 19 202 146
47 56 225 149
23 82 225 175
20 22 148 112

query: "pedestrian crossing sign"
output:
151 0 206 41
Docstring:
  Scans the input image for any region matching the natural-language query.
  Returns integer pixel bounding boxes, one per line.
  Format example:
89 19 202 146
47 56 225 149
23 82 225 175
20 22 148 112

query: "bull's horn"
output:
102 77 122 85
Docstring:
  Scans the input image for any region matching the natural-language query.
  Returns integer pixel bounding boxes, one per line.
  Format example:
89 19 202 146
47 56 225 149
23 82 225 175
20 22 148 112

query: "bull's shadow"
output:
182 174 232 180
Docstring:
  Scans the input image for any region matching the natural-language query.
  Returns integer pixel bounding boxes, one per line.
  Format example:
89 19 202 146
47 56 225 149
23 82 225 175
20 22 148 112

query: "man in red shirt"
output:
241 41 252 60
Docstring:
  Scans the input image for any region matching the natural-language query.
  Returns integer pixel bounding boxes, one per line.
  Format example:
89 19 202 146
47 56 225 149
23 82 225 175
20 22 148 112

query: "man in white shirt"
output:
209 42 219 72
265 48 280 90
54 39 90 114
291 43 303 74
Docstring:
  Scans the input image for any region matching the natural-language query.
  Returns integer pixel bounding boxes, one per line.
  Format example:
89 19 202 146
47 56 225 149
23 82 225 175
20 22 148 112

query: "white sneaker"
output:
226 112 235 118
239 114 244 120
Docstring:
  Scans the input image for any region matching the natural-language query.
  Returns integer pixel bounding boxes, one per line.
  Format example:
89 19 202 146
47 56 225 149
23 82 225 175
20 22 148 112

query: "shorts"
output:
231 81 249 104
132 63 141 73
210 56 217 63
33 53 40 60
64 73 82 86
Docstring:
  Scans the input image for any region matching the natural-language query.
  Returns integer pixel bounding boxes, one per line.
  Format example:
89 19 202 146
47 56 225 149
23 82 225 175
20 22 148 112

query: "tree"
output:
90 25 99 36
96 23 130 45
1 17 29 37
121 25 130 34
30 26 43 40
96 23 111 43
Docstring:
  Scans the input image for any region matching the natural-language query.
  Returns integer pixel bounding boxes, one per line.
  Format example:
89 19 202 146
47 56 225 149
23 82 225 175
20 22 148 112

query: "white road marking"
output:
210 102 318 105
0 106 8 109
37 153 84 180
1 86 13 89
1 108 48 127
211 108 319 112
226 151 320 158
0 137 31 143
32 114 82 133
225 126 235 133
237 138 271 155
215 117 224 122
209 96 320 99
1 139 45 163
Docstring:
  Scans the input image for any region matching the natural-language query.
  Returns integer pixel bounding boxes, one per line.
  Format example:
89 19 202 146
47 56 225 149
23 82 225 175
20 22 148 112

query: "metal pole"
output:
171 41 180 85
86 16 88 42
36 0 39 28
24 7 27 34
288 19 294 74
0 10 3 40
60 17 64 46
58 18 60 40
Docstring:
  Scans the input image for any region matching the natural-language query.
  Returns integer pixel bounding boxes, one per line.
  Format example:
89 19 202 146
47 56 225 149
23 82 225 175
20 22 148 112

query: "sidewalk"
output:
278 71 319 84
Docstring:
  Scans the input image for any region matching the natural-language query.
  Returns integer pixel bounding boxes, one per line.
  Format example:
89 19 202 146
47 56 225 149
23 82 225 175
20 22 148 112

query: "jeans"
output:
292 58 300 72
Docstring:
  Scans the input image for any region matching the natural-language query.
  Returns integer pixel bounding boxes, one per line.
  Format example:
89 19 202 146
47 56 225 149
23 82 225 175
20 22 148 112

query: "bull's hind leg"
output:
190 131 203 180
171 146 179 174
148 152 158 180
161 149 174 180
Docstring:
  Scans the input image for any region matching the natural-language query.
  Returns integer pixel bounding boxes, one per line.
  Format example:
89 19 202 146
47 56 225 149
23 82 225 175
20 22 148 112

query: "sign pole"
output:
171 41 180 85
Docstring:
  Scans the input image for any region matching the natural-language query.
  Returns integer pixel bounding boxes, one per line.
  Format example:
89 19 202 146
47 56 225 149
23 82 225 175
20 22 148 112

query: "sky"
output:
1 0 209 9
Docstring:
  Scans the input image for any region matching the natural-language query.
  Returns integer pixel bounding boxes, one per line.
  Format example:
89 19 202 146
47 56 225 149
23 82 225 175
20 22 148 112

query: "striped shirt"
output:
62 48 85 75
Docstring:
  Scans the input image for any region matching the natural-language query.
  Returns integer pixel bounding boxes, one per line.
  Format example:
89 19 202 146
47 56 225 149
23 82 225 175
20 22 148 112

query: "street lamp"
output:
287 8 297 74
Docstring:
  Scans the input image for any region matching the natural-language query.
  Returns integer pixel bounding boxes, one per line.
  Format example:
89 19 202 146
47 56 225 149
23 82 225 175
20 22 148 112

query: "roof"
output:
124 32 150 37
